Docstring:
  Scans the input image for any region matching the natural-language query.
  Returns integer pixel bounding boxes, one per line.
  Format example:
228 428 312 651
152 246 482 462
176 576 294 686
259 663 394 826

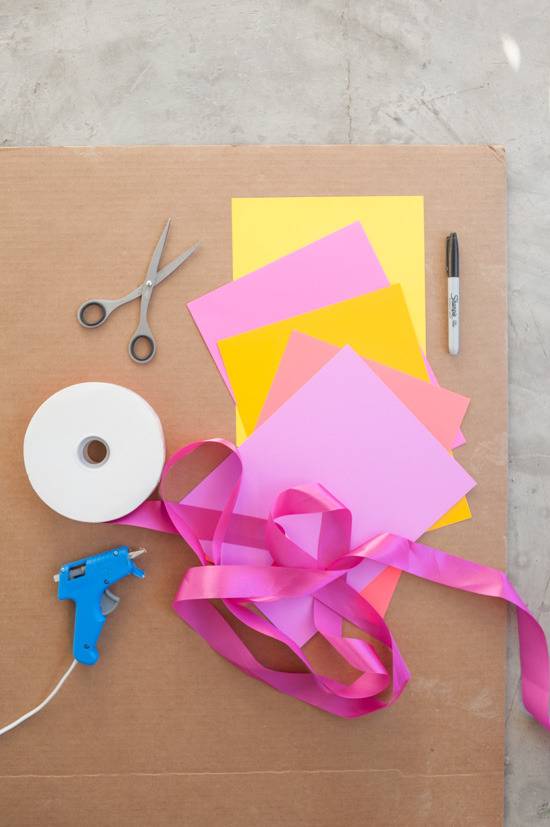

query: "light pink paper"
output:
187 223 387 392
258 332 470 451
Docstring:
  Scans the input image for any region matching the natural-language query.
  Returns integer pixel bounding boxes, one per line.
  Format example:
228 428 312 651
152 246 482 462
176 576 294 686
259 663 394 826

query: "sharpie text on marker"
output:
446 232 460 356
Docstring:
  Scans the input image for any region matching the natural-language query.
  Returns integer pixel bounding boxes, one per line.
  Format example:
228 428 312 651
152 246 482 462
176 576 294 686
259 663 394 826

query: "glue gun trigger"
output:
100 588 120 617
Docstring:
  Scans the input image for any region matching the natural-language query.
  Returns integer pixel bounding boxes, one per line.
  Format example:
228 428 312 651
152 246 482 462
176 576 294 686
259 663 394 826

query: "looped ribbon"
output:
118 439 550 726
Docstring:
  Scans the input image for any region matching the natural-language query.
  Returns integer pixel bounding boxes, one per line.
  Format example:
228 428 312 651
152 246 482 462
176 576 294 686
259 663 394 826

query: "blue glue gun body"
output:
56 546 144 665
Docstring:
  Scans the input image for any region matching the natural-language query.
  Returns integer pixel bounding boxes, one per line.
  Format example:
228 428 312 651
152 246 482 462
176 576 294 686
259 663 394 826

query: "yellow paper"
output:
430 496 471 529
220 285 429 437
232 196 426 350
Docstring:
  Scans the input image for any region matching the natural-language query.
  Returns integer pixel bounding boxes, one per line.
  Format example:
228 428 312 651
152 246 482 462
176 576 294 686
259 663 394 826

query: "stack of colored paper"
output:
186 198 474 646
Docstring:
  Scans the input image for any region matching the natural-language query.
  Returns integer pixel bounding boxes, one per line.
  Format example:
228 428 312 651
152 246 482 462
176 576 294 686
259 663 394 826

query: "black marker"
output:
446 232 460 355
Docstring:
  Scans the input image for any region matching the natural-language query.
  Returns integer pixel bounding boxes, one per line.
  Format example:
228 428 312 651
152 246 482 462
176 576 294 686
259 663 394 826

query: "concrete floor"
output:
1 0 549 823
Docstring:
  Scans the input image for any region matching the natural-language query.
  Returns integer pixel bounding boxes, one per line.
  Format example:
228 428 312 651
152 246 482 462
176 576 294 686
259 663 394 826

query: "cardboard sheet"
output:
0 146 507 827
232 195 426 350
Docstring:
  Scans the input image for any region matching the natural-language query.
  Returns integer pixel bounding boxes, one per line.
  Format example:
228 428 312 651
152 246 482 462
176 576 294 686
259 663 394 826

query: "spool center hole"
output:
79 437 109 466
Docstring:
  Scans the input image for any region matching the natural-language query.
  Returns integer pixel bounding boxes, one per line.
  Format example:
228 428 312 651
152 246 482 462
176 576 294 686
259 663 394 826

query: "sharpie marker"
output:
446 232 460 355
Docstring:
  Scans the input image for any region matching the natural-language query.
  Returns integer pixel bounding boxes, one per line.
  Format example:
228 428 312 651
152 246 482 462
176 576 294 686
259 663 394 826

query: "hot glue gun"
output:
54 546 146 665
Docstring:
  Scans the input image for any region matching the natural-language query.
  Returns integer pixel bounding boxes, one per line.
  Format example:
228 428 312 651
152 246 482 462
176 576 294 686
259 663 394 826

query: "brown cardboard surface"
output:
0 146 507 826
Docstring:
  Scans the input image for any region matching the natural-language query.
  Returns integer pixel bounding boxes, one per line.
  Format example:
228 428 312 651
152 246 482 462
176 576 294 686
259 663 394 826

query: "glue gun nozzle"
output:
129 547 147 560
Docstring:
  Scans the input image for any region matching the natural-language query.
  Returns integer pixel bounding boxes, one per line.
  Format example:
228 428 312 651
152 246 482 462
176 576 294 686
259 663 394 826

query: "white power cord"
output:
0 659 78 736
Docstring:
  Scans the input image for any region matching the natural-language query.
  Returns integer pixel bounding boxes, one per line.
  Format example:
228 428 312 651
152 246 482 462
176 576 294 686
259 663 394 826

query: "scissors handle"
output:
77 299 116 327
128 279 157 364
77 282 144 328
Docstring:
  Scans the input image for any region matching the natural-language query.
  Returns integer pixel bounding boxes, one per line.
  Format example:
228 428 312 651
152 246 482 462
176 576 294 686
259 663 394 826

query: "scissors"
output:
77 219 199 364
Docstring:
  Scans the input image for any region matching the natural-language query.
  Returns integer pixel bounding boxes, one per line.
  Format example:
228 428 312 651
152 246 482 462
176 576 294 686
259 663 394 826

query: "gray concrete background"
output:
1 0 549 823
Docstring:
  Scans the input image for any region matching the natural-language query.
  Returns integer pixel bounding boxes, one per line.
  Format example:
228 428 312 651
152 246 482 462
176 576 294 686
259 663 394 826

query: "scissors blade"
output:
147 218 171 284
154 241 200 286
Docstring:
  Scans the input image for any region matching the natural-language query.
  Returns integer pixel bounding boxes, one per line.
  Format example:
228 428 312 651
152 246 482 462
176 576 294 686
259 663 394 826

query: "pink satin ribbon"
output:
117 439 550 726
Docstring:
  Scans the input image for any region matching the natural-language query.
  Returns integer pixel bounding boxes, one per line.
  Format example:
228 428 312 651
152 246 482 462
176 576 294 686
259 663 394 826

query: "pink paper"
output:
258 332 470 451
187 223 387 392
361 565 402 616
184 347 476 643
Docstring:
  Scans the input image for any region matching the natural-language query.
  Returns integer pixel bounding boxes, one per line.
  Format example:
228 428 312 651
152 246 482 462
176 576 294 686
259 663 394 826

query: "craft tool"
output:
78 219 199 364
54 546 146 665
446 232 460 355
24 382 165 522
0 546 146 735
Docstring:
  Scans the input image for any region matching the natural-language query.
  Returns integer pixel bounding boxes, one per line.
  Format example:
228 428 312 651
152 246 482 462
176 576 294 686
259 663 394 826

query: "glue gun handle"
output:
73 596 106 665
